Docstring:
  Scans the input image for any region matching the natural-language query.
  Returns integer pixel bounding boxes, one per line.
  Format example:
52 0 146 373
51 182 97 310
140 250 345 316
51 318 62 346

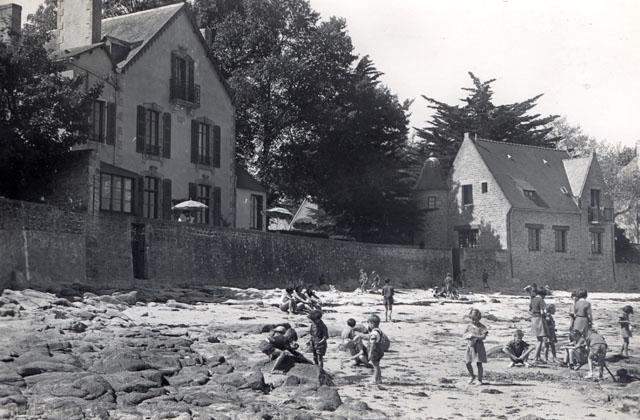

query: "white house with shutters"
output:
42 0 238 226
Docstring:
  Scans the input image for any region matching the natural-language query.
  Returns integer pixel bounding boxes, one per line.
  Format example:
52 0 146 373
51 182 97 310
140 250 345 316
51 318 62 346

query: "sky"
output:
12 0 640 146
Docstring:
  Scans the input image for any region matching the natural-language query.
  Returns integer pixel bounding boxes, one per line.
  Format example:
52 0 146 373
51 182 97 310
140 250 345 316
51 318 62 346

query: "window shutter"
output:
106 102 116 145
187 57 195 99
170 52 177 82
188 182 197 200
213 187 221 226
191 120 198 164
135 176 144 216
136 105 145 153
162 112 171 158
213 125 221 168
162 178 172 220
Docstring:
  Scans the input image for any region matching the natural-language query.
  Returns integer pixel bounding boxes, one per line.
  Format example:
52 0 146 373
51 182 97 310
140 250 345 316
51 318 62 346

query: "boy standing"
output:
382 279 395 322
503 329 533 367
367 314 386 384
308 310 328 369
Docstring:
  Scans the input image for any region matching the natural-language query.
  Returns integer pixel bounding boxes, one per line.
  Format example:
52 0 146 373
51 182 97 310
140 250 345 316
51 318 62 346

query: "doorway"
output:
131 223 146 279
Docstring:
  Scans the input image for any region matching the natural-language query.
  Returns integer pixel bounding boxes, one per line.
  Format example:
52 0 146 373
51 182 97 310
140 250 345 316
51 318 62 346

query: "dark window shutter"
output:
162 178 172 220
213 125 221 168
171 52 177 82
106 102 116 145
135 176 144 216
136 105 146 153
162 113 171 158
187 57 195 96
213 187 221 226
188 182 197 200
191 120 199 164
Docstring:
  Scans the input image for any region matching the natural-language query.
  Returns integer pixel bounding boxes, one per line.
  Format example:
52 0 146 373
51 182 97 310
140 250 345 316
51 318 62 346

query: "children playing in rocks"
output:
464 308 488 384
382 278 394 322
260 325 312 371
341 318 373 368
308 309 329 369
503 329 533 367
619 305 633 358
563 328 608 379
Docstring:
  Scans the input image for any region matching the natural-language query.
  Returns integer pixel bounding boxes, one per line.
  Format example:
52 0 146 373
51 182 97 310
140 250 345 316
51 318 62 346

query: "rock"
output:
180 391 216 407
207 336 221 343
486 345 506 359
166 300 192 310
52 298 73 307
142 353 182 376
74 310 96 321
0 308 16 317
0 366 24 387
104 371 161 393
334 397 389 419
72 375 114 400
64 321 88 333
113 291 138 305
210 369 265 390
210 364 234 375
295 385 342 411
89 347 149 373
490 298 501 303
166 366 210 387
484 313 499 321
117 387 166 406
16 361 82 377
481 388 503 394
285 364 333 386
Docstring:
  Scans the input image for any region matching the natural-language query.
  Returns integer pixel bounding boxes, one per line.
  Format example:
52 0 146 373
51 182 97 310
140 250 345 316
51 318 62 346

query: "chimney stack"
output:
57 0 102 51
0 3 21 45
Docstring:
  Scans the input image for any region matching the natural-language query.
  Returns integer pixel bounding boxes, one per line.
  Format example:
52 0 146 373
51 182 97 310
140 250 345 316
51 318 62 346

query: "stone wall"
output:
0 198 451 292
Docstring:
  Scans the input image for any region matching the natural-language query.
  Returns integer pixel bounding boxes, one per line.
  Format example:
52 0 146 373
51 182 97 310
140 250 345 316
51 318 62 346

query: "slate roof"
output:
472 138 584 212
235 164 266 193
414 160 448 191
101 3 184 71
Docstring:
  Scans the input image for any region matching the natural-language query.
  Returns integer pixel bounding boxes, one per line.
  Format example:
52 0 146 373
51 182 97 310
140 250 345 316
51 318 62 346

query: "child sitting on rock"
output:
619 305 633 358
260 325 312 372
503 329 533 367
308 310 329 369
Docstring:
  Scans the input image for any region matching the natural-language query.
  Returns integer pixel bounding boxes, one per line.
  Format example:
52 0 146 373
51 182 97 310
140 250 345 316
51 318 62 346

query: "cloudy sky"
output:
14 0 640 146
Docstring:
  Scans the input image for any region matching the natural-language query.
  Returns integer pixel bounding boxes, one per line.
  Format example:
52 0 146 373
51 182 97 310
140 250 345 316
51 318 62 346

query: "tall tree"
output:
416 72 560 166
0 14 99 200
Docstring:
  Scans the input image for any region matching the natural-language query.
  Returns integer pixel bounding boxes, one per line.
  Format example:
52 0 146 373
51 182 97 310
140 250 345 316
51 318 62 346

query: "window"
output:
91 100 105 142
427 196 437 209
100 173 132 213
528 226 541 251
145 109 160 155
250 194 264 230
481 182 488 193
591 231 603 254
143 176 159 219
196 184 211 224
197 122 211 165
590 189 601 207
523 189 536 200
458 229 479 248
462 184 473 205
554 228 568 253
171 53 199 105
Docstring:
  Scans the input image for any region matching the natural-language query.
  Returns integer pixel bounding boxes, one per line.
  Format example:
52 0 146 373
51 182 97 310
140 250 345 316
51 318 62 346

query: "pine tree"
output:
416 72 560 166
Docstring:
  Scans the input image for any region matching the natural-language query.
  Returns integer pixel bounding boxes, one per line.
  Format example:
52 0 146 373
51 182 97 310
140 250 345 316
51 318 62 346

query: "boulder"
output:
210 369 265 390
166 366 210 387
334 397 389 419
63 321 88 333
142 353 182 375
0 366 24 387
103 371 161 393
117 387 166 406
294 385 342 411
89 347 149 373
16 361 82 377
285 364 334 387
112 291 138 305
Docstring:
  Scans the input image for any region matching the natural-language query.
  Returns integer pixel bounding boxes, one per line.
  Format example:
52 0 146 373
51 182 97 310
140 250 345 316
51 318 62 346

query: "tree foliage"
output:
0 17 99 200
416 72 560 166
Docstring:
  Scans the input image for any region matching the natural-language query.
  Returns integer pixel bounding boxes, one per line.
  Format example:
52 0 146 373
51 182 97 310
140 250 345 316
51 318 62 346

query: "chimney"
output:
0 3 21 44
57 0 102 51
200 28 213 46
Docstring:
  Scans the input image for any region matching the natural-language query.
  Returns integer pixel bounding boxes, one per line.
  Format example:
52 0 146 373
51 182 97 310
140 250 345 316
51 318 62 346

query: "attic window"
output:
523 189 536 200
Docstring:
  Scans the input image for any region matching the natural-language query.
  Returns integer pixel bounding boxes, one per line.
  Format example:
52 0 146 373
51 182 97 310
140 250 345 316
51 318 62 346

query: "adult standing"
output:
530 286 547 363
572 289 592 335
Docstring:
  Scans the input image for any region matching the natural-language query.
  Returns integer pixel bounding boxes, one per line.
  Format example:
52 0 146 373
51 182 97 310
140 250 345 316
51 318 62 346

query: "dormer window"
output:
170 52 200 107
523 189 536 200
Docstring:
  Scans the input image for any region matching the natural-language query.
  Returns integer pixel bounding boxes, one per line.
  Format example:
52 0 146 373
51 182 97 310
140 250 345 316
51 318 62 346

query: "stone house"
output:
2 1 251 226
415 134 616 287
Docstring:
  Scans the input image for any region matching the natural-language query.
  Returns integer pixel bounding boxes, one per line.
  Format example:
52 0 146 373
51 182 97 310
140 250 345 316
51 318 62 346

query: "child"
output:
279 287 296 314
464 308 488 385
259 325 312 371
562 329 588 369
583 328 608 380
503 329 533 367
544 304 559 363
305 285 322 310
358 269 369 293
619 305 633 358
308 310 328 369
367 314 385 384
382 278 395 322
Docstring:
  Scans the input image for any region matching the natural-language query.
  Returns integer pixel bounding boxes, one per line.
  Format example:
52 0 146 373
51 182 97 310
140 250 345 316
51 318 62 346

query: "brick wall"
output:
0 198 451 292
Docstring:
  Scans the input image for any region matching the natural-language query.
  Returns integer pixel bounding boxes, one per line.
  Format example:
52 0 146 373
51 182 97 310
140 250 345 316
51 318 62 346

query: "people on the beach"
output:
529 286 547 363
582 328 608 379
562 329 588 369
366 314 387 384
482 269 490 289
444 272 454 296
503 329 533 367
359 269 369 293
382 278 395 322
305 285 322 310
259 325 312 371
369 271 381 292
544 303 559 363
619 305 634 358
464 308 488 385
308 309 328 369
572 289 592 335
279 287 301 314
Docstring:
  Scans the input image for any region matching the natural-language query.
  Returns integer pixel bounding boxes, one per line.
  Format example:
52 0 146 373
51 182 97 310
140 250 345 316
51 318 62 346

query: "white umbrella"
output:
172 200 208 210
266 207 293 217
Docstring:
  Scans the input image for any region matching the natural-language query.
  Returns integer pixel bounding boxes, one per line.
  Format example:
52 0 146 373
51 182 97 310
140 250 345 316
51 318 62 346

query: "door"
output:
131 223 146 279
452 248 461 281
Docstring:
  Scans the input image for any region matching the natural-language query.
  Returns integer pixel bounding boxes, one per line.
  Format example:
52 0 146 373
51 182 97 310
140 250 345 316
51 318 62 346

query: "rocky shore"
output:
0 286 639 419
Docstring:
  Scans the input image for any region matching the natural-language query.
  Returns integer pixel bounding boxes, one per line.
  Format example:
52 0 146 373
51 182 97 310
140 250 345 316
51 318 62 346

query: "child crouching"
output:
503 329 533 367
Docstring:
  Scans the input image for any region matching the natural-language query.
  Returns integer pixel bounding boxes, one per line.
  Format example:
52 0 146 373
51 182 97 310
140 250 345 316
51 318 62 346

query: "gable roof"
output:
471 138 579 212
235 164 266 193
414 159 448 191
562 154 593 199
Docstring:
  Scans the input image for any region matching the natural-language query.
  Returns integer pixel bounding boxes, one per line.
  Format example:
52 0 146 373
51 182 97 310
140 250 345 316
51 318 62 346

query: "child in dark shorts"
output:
367 314 385 384
503 329 533 367
308 310 328 369
382 278 395 322
544 304 559 363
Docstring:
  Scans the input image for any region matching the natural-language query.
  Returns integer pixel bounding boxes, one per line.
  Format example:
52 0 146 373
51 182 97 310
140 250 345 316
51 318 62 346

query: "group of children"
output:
462 285 635 384
279 285 322 314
